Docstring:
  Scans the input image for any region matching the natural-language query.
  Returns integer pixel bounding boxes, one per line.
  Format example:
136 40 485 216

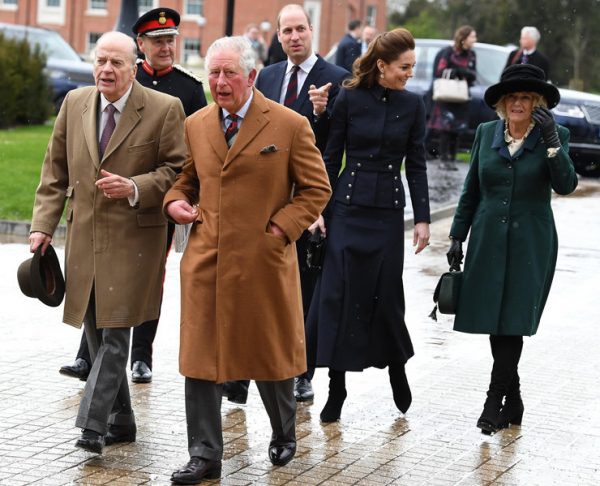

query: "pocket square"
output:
260 144 278 154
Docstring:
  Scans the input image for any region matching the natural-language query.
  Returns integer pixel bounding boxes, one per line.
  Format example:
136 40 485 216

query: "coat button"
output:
394 176 398 180
348 183 352 188
394 200 399 205
388 164 393 169
357 162 362 167
507 164 513 169
351 171 355 176
501 217 507 223
395 188 399 192
502 199 508 205
346 195 351 200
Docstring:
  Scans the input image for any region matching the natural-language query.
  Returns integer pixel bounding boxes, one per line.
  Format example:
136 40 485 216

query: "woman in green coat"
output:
446 64 578 434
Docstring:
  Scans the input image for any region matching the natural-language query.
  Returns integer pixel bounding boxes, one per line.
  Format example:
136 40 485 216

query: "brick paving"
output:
1 179 599 485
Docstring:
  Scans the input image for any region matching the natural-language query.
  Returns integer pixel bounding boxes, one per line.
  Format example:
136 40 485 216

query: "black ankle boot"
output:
389 363 412 414
320 369 347 423
477 391 503 434
498 374 524 428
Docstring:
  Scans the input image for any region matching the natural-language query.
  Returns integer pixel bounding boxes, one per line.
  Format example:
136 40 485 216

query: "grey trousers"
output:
75 294 135 435
185 377 296 461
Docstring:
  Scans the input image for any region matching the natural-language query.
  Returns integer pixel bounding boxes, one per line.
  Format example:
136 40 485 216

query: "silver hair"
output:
205 36 256 75
521 26 541 43
94 31 137 67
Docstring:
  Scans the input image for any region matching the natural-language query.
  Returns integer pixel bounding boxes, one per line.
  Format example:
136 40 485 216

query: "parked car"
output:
0 23 94 113
325 39 600 177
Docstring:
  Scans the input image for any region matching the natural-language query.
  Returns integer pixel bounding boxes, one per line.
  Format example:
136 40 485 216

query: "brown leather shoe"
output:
171 456 221 484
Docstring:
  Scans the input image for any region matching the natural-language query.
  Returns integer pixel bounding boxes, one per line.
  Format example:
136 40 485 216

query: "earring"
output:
380 71 384 78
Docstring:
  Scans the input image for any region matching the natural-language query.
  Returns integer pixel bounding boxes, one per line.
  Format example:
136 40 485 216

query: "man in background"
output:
505 26 550 79
361 25 377 55
335 19 362 73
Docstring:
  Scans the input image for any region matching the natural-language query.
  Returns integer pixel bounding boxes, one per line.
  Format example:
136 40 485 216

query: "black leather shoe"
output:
269 443 296 466
294 377 314 402
131 361 152 383
223 380 249 404
75 429 104 454
171 456 222 484
104 423 137 446
59 358 90 381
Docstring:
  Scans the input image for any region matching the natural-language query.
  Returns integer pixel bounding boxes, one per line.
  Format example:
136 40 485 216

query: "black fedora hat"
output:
484 64 560 109
17 244 65 307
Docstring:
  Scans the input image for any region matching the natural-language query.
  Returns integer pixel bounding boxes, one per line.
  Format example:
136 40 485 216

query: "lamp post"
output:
196 16 207 60
114 0 139 39
225 0 235 36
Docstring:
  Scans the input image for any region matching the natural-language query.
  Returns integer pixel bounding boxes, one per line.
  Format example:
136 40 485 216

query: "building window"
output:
138 0 155 15
90 0 107 10
0 0 18 7
46 0 61 6
366 5 376 26
183 38 201 64
185 0 204 17
88 32 102 55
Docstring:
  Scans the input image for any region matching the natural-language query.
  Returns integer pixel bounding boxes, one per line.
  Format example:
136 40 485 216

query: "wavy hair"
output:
344 28 415 90
453 25 475 51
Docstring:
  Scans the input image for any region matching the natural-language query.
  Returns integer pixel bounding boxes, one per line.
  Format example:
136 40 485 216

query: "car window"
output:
473 46 509 85
2 27 81 62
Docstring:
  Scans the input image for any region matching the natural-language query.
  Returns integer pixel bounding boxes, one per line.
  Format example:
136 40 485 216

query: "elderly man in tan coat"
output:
165 36 331 484
29 31 186 455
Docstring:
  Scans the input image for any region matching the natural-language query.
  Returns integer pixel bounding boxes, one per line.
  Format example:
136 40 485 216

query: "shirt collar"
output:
222 90 254 120
523 48 536 55
100 83 133 114
286 53 318 75
504 121 535 144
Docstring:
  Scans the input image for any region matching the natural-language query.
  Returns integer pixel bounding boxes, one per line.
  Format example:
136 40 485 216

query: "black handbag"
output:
306 227 326 271
429 258 463 321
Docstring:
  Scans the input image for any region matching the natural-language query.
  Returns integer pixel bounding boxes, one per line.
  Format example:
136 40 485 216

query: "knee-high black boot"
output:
389 363 412 414
477 335 522 434
320 369 347 423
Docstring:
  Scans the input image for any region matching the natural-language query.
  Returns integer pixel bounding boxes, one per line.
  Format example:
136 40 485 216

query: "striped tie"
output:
284 65 300 107
225 114 239 147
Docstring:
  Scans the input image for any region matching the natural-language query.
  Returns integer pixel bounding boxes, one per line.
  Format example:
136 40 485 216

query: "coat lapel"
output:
205 103 229 164
293 56 324 111
491 119 512 162
101 81 143 163
81 89 101 168
224 89 270 168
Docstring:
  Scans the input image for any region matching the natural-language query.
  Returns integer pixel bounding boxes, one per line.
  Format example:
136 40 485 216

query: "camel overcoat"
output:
31 81 186 328
163 89 332 382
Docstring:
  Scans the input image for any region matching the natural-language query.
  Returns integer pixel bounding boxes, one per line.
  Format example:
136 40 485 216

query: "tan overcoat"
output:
163 89 331 382
31 81 186 328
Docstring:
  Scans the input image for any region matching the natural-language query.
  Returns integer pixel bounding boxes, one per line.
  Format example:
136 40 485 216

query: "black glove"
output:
446 237 463 270
532 107 561 149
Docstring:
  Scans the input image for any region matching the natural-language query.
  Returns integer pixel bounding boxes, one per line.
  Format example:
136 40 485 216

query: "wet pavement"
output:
1 178 599 485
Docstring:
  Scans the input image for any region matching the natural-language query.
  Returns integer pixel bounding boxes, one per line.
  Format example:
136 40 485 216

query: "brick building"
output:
0 0 387 65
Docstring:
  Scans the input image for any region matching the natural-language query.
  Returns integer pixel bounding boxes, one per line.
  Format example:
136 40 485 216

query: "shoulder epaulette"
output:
173 64 204 84
136 58 144 65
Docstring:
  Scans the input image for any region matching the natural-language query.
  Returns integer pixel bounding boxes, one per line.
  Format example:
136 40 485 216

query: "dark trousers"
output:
489 335 523 393
75 293 135 435
75 223 175 370
185 377 296 461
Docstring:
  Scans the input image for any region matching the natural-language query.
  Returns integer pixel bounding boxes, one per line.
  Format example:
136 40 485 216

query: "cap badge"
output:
158 12 167 25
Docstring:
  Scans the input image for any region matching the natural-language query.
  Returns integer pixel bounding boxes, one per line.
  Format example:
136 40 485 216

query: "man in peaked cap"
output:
59 7 207 387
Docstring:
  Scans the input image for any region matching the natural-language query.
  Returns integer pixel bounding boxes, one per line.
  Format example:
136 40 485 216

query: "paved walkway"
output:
1 179 599 485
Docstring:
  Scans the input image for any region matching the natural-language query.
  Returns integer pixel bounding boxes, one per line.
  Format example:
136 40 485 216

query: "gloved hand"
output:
446 237 463 270
532 107 561 149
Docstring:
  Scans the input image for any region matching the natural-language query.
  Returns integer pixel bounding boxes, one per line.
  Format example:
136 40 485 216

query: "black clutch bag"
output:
429 258 463 321
306 227 326 271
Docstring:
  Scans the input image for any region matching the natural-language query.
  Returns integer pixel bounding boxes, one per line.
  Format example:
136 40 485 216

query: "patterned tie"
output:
224 113 239 147
284 65 300 107
521 52 529 64
99 104 116 158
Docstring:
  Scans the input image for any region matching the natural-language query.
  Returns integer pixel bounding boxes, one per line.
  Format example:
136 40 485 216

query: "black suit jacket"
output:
505 49 550 80
255 56 349 152
335 33 361 73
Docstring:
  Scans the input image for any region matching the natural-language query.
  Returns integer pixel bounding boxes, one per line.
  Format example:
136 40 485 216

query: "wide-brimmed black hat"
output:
17 244 65 307
484 64 560 109
132 7 180 37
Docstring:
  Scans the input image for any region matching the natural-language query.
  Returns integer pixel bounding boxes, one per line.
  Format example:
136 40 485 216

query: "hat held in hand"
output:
17 244 65 307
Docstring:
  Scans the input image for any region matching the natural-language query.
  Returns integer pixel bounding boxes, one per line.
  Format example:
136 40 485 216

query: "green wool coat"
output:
450 120 577 336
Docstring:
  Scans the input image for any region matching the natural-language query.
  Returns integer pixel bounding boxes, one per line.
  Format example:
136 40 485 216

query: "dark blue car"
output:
1 23 94 113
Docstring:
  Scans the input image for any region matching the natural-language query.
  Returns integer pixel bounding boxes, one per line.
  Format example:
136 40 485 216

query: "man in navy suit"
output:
335 20 362 73
223 3 348 404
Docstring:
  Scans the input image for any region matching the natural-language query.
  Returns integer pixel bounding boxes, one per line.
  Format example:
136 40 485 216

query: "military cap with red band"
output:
132 7 180 37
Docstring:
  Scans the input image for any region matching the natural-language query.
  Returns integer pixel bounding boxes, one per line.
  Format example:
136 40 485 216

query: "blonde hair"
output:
495 92 547 120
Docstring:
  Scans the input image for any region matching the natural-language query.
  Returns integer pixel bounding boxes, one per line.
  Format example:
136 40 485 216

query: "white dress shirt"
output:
278 53 318 105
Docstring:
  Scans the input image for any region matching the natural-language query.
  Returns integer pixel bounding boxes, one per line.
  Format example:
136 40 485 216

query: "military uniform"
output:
136 59 206 117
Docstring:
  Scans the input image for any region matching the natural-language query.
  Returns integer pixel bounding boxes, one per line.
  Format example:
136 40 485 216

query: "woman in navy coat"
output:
447 64 578 434
306 28 431 422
